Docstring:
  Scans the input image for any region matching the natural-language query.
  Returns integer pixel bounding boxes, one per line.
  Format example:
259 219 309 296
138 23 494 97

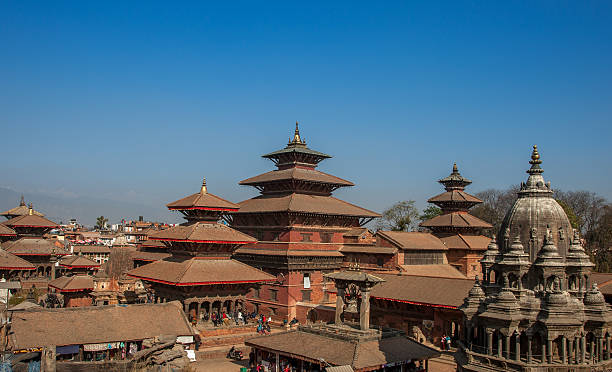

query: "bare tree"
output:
555 190 606 234
471 185 520 234
376 201 419 232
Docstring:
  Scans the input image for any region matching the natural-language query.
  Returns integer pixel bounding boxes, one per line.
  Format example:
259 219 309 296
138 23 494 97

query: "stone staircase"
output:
196 325 285 360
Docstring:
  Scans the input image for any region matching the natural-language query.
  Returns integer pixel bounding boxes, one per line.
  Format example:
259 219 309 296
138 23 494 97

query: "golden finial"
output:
531 145 540 161
292 121 302 144
28 203 33 215
19 195 25 206
452 163 458 173
201 177 207 194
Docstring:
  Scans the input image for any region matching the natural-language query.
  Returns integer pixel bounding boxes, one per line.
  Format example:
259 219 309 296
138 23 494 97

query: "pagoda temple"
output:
127 178 275 323
420 164 492 278
458 146 612 371
232 123 380 322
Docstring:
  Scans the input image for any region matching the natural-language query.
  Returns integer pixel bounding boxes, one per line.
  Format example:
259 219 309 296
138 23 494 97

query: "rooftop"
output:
3 238 70 256
48 274 94 292
376 231 448 251
148 222 256 244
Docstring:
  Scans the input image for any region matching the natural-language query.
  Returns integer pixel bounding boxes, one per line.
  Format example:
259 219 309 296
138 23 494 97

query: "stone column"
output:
581 335 586 363
515 334 520 361
607 335 610 360
591 340 595 363
568 337 573 364
275 353 279 372
487 330 493 356
527 336 532 363
541 341 547 364
335 285 345 325
547 339 553 364
599 337 604 362
505 335 511 359
561 336 567 364
497 334 503 358
359 287 371 331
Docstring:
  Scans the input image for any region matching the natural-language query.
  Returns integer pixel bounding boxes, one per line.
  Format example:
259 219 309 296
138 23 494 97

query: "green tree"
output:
419 206 442 223
556 199 580 230
95 216 108 230
376 201 419 232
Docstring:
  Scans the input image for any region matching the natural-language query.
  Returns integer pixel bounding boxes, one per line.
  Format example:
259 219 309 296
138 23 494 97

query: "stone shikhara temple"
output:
458 146 612 371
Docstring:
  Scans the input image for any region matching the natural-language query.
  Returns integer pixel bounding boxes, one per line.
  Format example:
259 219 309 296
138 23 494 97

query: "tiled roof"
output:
48 275 94 292
0 204 44 218
370 274 474 308
340 245 397 254
398 264 467 279
245 329 439 369
419 212 492 228
72 245 111 254
343 227 370 238
428 190 482 204
0 224 17 236
59 255 101 268
149 222 256 244
8 301 194 350
234 248 344 257
4 238 70 256
438 234 490 251
376 231 447 251
167 191 239 211
236 193 380 218
127 257 276 286
0 249 35 270
240 168 353 187
3 214 58 229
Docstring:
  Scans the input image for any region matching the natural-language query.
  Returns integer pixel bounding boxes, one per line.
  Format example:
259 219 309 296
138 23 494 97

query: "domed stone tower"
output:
458 146 612 372
498 145 574 262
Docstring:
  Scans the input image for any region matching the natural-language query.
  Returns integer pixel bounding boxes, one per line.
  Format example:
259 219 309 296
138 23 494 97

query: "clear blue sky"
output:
1 1 611 224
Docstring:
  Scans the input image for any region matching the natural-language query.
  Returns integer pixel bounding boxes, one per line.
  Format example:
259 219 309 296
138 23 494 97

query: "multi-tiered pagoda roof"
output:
127 178 274 287
420 163 491 250
0 197 45 220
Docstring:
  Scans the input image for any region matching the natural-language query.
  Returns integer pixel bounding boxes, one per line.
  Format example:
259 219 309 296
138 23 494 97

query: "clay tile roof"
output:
72 245 111 254
397 264 467 279
343 228 369 238
370 274 474 308
3 214 58 229
48 275 94 292
236 194 380 218
3 238 70 256
0 249 35 270
245 329 439 369
140 239 167 248
377 231 447 251
166 191 239 211
130 251 172 262
7 301 194 350
59 255 100 268
233 248 345 257
0 204 44 218
340 245 397 254
127 257 276 286
438 234 491 251
239 168 354 187
427 190 482 204
0 224 17 236
148 222 256 244
419 212 492 228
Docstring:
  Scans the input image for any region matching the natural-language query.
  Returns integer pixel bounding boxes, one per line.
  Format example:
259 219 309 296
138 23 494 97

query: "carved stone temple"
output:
458 146 612 371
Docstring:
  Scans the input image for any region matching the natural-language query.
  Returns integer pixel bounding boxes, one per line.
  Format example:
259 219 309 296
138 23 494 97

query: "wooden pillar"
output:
275 353 279 372
527 336 532 363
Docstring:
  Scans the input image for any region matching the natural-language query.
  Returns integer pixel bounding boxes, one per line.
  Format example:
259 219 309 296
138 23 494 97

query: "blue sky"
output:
1 1 611 224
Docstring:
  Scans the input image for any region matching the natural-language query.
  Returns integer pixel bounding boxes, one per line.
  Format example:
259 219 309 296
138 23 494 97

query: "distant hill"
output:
0 187 181 227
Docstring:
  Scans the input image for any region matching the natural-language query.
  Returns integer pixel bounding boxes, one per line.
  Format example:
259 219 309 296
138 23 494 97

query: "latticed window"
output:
302 290 312 302
403 251 444 265
269 289 278 301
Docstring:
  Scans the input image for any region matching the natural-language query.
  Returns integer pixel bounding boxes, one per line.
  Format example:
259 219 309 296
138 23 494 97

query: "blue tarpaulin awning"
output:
56 345 79 355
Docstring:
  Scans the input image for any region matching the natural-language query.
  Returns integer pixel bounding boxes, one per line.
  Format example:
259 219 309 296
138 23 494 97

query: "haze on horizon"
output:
1 1 611 226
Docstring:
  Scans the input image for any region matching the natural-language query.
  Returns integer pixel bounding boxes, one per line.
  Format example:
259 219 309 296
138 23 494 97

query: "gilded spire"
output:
28 203 33 215
527 144 543 175
289 121 305 145
452 163 458 174
201 177 207 194
19 195 25 206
